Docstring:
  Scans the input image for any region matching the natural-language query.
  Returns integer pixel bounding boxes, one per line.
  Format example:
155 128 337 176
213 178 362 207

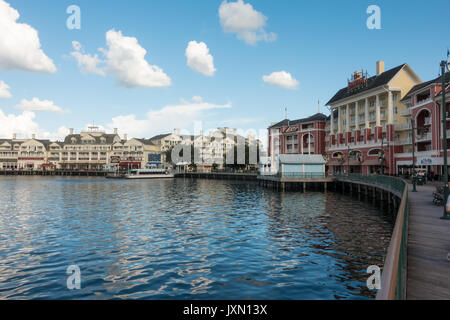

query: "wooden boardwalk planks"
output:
407 184 450 300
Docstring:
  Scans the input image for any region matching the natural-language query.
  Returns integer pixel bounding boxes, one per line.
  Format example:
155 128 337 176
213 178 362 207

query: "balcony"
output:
400 108 412 116
395 137 412 145
396 123 412 131
413 98 433 109
416 132 432 142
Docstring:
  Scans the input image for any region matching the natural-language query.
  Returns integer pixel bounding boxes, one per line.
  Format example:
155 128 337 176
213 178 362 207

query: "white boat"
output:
106 169 174 179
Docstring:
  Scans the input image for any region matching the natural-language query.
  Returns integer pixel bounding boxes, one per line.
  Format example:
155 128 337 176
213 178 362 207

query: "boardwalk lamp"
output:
440 59 450 220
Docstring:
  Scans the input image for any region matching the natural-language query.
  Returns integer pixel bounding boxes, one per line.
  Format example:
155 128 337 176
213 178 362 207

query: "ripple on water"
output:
0 177 392 300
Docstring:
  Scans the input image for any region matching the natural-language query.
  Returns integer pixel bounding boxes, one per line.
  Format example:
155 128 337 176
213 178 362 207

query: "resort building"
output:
0 134 51 170
395 72 450 176
266 113 328 174
325 61 422 175
57 127 123 170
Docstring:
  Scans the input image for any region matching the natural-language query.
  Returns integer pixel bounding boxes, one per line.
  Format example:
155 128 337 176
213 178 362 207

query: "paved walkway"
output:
407 184 450 299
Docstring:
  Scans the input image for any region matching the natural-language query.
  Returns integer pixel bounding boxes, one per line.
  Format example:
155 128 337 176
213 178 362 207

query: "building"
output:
154 127 262 170
325 61 422 175
0 134 51 170
278 154 326 177
58 127 123 170
266 113 328 174
395 72 450 176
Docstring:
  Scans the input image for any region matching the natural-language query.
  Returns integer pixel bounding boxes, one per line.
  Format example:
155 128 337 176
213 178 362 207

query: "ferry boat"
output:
106 169 174 179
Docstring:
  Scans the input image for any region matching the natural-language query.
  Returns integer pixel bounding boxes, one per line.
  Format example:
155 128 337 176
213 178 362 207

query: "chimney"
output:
174 128 180 136
114 128 118 134
123 134 128 141
32 134 36 139
12 133 16 140
69 128 74 135
376 61 385 75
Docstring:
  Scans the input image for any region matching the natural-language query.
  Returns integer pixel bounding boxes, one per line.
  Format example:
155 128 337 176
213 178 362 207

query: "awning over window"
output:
119 162 141 166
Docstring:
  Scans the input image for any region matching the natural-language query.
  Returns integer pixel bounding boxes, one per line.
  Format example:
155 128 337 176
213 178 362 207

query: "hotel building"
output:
395 72 450 176
325 61 422 175
266 113 328 174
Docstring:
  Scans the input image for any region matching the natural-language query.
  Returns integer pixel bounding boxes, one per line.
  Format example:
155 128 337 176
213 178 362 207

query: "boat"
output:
106 168 174 179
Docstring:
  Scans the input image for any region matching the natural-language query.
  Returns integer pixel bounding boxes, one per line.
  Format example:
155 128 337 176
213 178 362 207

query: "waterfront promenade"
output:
407 184 450 299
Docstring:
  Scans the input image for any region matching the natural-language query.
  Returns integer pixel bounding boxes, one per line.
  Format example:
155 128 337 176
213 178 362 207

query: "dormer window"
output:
71 138 76 144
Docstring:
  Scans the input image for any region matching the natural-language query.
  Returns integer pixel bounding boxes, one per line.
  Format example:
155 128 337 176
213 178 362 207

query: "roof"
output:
135 138 157 146
279 154 326 164
326 64 406 105
435 87 450 99
402 71 450 100
149 133 171 142
269 113 328 129
63 133 118 145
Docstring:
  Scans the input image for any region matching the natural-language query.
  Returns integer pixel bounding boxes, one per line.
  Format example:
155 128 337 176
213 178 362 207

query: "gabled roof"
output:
326 64 407 106
149 133 171 142
402 71 450 101
135 138 157 146
64 134 118 145
269 113 328 129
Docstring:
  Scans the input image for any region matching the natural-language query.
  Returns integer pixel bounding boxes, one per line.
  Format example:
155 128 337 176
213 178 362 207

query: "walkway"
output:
407 184 450 299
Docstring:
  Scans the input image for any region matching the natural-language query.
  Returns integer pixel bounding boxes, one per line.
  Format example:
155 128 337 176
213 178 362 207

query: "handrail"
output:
376 179 408 300
335 174 408 299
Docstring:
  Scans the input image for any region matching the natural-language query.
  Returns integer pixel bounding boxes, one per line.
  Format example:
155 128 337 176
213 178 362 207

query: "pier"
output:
258 174 333 192
0 170 108 177
175 172 258 181
406 184 450 299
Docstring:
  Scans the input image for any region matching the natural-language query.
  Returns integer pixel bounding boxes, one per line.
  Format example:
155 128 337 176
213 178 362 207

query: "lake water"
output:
0 177 392 300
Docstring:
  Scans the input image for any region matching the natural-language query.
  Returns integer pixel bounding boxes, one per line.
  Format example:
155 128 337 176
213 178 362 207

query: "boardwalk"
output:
407 184 450 300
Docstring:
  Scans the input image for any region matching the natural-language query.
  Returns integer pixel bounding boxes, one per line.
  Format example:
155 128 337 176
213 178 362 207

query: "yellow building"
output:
326 61 421 175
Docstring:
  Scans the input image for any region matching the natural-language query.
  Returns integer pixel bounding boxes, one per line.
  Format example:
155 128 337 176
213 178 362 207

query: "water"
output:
0 177 393 300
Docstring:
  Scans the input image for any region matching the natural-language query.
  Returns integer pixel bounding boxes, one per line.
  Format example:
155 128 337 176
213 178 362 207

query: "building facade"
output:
266 113 328 174
0 127 161 171
395 72 450 176
325 61 422 175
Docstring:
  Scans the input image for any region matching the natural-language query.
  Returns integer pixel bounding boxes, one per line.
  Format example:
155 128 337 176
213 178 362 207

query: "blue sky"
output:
0 0 449 141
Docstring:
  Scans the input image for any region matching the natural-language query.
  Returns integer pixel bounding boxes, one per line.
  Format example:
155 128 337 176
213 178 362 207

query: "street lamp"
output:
347 144 350 176
440 60 450 220
411 118 417 192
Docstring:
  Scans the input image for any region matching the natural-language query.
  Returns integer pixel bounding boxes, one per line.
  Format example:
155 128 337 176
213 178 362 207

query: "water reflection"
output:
0 177 391 299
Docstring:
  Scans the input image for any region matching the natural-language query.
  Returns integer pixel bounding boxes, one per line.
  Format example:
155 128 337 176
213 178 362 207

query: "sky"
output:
0 0 449 143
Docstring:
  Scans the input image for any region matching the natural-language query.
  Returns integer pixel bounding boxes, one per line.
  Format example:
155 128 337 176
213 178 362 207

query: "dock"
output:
174 172 258 181
0 170 108 177
406 184 450 299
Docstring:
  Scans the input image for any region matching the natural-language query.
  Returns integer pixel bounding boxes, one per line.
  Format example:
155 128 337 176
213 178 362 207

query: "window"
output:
393 93 398 101
394 107 398 115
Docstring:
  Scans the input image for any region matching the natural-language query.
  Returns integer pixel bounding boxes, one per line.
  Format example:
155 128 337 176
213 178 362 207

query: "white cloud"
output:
185 41 216 76
0 109 68 140
71 41 105 76
262 71 299 90
16 97 66 113
0 80 12 98
101 29 171 88
107 96 231 137
0 0 56 73
218 0 277 45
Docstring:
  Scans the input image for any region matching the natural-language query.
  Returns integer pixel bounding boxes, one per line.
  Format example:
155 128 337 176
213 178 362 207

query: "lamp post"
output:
380 135 386 175
412 118 417 192
347 144 350 176
440 60 449 220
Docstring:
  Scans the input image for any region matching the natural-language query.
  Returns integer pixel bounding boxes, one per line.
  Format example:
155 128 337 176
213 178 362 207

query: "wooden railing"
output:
376 179 408 300
335 174 409 299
